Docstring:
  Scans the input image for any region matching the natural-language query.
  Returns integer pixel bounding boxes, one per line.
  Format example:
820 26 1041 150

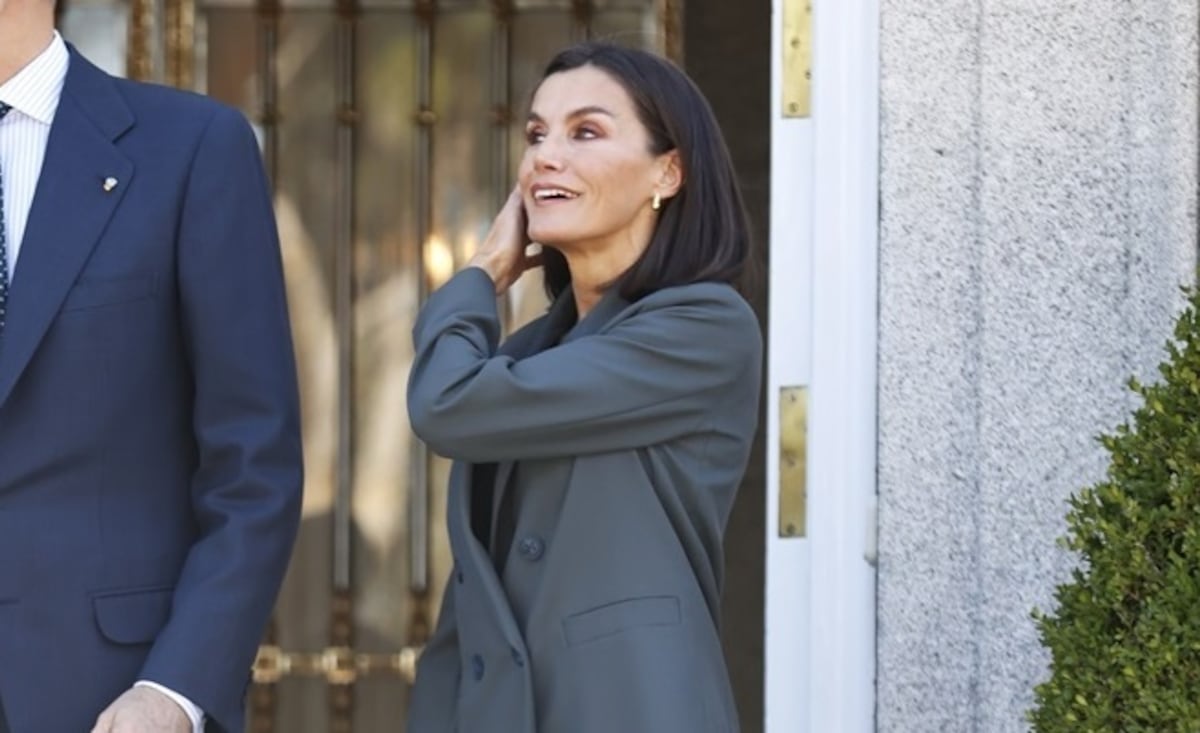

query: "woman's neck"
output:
560 224 653 318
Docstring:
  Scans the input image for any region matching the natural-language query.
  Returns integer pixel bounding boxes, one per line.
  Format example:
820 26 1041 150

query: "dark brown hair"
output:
535 42 752 302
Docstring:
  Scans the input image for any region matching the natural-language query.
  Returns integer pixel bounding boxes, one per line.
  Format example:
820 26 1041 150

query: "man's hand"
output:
90 686 191 733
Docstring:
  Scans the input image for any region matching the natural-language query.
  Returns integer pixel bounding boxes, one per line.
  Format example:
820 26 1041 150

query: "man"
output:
0 0 303 731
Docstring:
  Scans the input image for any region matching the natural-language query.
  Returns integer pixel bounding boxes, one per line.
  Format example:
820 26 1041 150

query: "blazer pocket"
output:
92 585 174 645
61 273 156 313
563 595 681 647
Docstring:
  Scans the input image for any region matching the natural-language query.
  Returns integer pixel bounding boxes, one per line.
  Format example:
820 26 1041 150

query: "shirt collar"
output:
0 31 69 125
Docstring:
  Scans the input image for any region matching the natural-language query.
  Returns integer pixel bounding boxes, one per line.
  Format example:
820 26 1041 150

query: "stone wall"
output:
877 2 1198 730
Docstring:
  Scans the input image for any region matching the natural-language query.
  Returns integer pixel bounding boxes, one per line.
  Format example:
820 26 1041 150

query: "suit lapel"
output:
498 285 580 359
560 285 630 344
486 284 632 557
0 49 133 410
487 289 581 540
444 291 581 642
447 283 635 639
446 462 525 643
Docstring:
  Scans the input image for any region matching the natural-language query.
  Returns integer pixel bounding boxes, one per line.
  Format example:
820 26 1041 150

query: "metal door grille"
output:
118 1 679 730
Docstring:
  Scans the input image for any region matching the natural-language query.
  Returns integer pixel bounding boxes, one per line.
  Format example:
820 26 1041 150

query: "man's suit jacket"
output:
0 49 302 732
406 268 762 732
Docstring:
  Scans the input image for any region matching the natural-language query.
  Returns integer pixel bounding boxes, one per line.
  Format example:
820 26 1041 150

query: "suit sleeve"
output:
138 104 303 732
408 267 761 463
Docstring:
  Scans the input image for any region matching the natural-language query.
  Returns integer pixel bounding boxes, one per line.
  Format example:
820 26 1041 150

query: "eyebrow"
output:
527 106 617 124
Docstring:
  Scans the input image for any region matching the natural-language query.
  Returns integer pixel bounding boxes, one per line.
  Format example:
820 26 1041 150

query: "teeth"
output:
535 188 577 200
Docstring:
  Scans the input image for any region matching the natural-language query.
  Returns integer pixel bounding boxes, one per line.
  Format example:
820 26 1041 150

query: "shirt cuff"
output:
134 680 205 733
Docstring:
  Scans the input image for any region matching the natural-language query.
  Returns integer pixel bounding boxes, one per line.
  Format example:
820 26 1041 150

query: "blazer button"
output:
510 647 525 667
517 535 545 561
456 568 464 584
471 654 485 681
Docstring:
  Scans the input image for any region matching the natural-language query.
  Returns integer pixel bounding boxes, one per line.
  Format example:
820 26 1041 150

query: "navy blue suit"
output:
0 49 302 732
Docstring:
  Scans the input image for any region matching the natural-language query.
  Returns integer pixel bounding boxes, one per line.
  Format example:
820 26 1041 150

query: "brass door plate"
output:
782 0 813 118
779 386 808 537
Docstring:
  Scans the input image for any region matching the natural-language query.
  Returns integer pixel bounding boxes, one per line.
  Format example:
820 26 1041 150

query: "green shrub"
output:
1029 285 1200 732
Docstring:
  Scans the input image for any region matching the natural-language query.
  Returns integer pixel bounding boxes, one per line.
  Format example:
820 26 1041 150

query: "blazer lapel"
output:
498 285 580 359
446 462 525 644
560 285 631 344
486 285 633 557
0 49 133 411
487 289 581 539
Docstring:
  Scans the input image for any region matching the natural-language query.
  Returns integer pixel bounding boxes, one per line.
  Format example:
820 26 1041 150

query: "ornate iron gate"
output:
55 0 679 729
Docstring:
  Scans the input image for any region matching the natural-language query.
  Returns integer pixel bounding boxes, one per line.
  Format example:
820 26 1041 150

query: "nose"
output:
532 133 566 172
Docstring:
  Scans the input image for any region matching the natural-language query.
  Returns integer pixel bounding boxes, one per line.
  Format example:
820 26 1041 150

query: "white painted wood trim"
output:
806 0 880 730
766 0 879 731
764 0 815 729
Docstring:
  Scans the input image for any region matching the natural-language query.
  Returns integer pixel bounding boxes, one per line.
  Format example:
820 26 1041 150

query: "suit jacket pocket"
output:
563 595 681 647
92 585 174 645
61 273 156 312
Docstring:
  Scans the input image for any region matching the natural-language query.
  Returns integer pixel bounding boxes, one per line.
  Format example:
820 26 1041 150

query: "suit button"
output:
471 654 485 681
510 647 525 667
456 568 464 584
517 535 545 561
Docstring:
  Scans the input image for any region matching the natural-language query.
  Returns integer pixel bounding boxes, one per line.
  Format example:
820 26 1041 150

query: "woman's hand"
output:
467 186 543 296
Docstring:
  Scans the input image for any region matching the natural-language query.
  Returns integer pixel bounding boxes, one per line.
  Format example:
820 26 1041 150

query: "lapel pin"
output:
102 176 118 193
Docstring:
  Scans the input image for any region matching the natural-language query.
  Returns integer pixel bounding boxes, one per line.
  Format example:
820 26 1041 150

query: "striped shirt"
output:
0 30 67 281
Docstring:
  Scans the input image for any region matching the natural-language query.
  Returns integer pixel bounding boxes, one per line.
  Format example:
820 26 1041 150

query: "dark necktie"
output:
0 102 12 335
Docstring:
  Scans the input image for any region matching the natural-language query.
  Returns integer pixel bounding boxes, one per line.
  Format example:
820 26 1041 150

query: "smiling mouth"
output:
532 187 580 202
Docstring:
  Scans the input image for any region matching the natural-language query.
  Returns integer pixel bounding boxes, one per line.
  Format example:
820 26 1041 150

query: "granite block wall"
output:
877 2 1198 730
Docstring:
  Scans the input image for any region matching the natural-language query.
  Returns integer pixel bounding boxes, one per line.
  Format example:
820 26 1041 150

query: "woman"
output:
406 42 761 733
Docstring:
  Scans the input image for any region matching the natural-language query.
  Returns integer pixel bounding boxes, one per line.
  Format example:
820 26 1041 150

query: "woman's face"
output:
519 65 676 256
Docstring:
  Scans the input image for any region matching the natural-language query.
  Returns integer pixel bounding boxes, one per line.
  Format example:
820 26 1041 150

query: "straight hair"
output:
535 43 753 302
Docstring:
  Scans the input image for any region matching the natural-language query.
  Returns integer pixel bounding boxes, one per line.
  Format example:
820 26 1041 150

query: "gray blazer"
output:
406 267 762 733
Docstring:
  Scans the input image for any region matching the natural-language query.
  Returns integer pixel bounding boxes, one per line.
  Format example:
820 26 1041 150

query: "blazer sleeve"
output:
138 105 303 732
408 267 761 463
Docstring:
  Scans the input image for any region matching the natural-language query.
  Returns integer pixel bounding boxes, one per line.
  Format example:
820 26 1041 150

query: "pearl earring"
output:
652 193 662 211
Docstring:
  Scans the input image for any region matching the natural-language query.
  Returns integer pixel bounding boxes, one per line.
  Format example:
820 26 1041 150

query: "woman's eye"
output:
525 129 545 144
574 126 599 140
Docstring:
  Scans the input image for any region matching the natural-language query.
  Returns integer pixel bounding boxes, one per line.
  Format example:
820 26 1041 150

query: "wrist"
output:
133 680 204 732
465 257 502 291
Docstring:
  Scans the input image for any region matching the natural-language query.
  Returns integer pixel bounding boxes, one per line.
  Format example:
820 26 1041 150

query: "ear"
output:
653 150 684 200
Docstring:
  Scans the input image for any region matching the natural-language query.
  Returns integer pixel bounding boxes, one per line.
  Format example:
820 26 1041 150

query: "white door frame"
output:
764 1 879 731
